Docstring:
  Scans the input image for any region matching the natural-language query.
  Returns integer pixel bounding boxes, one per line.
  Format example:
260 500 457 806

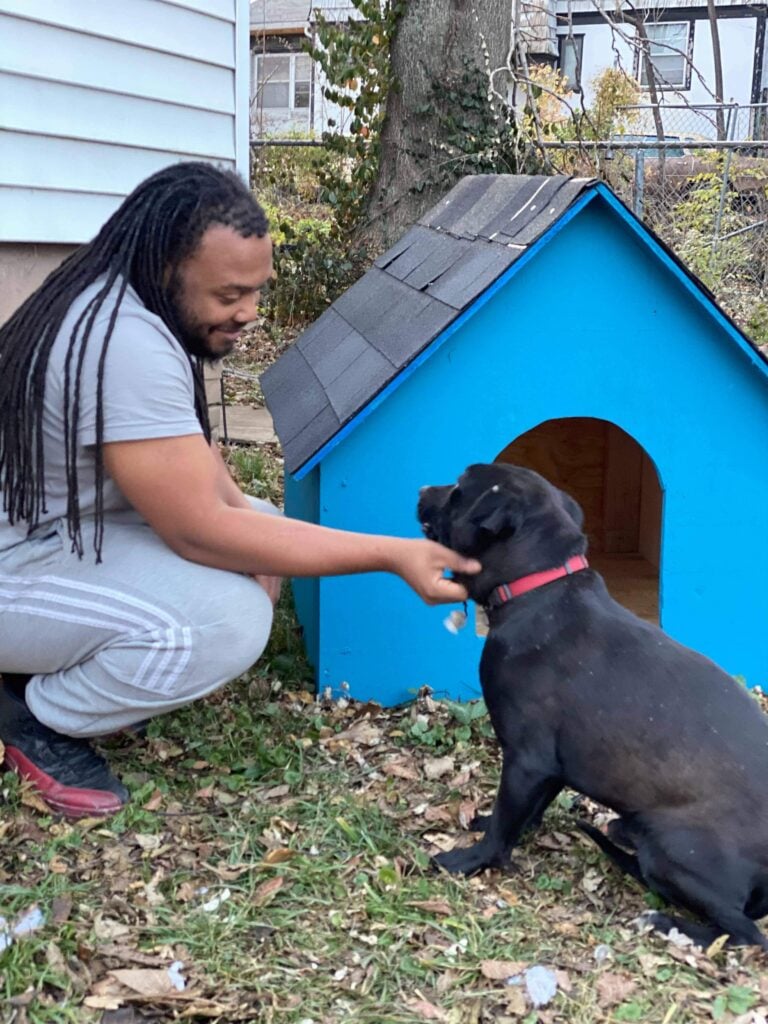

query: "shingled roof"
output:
261 175 600 475
262 173 768 476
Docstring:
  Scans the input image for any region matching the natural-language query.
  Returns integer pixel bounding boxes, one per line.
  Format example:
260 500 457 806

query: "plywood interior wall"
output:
496 418 663 620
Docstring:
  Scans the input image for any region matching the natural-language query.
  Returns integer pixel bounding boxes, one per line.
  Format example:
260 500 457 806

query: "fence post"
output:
633 149 645 218
711 105 736 261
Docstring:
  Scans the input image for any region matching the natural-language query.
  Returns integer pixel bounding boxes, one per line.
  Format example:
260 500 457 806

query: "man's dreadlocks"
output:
0 161 268 562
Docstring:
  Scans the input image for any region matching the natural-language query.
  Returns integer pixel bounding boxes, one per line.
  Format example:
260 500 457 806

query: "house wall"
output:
0 0 250 430
249 43 355 138
0 244 76 325
560 13 760 139
0 0 250 245
302 194 768 705
249 0 360 137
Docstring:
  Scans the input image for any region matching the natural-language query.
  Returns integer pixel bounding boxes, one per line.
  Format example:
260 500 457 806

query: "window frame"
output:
253 51 312 113
634 20 694 92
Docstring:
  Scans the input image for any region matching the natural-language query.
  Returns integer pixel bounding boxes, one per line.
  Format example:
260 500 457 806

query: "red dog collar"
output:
487 555 589 609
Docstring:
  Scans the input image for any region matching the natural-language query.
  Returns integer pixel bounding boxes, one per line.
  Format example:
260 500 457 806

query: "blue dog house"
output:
261 175 768 704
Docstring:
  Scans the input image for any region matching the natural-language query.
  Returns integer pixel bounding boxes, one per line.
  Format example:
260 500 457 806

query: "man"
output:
0 162 478 819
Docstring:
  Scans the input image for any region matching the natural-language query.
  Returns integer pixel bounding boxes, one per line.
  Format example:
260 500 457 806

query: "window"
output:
636 22 693 90
558 34 584 92
255 53 311 110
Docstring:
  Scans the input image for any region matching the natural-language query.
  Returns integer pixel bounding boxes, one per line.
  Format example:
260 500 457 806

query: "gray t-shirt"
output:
0 277 203 552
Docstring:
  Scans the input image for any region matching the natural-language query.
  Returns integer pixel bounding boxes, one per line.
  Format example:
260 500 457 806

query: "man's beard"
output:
166 272 235 364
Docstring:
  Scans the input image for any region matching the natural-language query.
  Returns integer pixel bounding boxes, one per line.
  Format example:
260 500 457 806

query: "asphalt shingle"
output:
262 174 598 473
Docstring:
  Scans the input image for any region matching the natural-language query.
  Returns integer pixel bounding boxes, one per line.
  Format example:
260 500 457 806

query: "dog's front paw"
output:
432 840 507 877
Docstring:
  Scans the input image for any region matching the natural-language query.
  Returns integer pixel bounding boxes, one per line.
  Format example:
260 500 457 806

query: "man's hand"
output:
388 539 481 605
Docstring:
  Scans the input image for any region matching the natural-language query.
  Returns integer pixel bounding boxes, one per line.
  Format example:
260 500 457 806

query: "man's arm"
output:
210 441 254 511
208 440 282 605
103 434 479 604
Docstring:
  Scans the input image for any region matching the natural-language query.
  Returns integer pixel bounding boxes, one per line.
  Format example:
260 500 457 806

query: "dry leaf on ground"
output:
596 971 638 1007
107 966 183 998
253 876 285 906
423 756 454 780
404 996 449 1021
406 900 453 916
326 719 381 746
480 959 528 981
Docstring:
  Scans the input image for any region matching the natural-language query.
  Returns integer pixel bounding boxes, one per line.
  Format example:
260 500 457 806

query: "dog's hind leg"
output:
641 911 739 948
577 821 645 885
745 877 768 921
639 842 768 950
644 907 768 950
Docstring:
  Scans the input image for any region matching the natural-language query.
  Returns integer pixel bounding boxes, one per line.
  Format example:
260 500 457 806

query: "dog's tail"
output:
577 820 645 884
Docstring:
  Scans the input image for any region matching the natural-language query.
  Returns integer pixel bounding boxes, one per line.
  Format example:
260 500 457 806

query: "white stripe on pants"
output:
0 499 278 737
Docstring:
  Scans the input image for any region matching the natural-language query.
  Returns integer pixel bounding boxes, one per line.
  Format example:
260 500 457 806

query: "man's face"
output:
169 224 273 361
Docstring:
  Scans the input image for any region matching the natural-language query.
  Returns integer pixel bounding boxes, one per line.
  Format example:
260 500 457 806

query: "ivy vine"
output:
304 0 407 233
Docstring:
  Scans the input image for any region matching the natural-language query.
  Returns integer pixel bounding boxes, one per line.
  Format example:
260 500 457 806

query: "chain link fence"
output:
612 102 768 142
542 104 768 344
251 103 768 348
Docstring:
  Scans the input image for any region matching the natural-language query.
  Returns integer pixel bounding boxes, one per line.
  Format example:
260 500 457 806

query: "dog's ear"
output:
558 489 584 529
452 486 521 549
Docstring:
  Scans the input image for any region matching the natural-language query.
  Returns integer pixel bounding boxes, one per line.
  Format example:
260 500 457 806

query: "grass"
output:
4 679 768 1023
2 449 768 1022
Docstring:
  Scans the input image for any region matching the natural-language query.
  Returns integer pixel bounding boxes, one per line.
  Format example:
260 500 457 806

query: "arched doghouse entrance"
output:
496 418 662 623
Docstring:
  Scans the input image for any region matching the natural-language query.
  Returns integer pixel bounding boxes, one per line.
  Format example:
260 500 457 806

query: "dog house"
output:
261 175 768 704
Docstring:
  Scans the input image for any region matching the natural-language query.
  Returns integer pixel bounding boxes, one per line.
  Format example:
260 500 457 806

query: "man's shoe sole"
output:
3 745 126 818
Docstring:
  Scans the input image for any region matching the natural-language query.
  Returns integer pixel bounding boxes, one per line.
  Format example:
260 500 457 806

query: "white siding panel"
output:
0 15 234 112
0 187 128 244
2 74 234 157
166 0 234 19
0 134 234 195
0 0 248 243
0 0 234 65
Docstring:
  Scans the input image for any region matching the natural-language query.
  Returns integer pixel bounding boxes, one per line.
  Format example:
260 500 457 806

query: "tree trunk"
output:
632 17 666 177
706 0 727 140
364 0 513 249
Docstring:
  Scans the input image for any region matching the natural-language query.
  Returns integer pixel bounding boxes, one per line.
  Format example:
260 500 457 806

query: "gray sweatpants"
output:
0 498 279 737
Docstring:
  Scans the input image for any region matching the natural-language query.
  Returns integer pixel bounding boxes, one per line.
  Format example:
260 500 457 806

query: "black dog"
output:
418 463 768 949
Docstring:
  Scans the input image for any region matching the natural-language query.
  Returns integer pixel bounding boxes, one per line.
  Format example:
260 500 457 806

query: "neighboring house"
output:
249 0 767 142
249 0 354 137
0 0 251 326
261 174 768 706
556 0 768 139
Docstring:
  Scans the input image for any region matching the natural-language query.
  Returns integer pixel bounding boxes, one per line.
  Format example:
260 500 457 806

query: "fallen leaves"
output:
253 875 286 907
407 899 454 916
3 685 768 1024
480 958 528 980
404 994 450 1021
93 915 132 941
423 755 455 780
595 970 638 1007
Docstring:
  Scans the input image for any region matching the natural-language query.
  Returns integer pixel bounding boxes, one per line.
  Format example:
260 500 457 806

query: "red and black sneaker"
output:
0 678 129 819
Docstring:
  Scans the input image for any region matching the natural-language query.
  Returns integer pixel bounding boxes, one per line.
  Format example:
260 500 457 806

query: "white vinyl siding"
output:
0 0 250 244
